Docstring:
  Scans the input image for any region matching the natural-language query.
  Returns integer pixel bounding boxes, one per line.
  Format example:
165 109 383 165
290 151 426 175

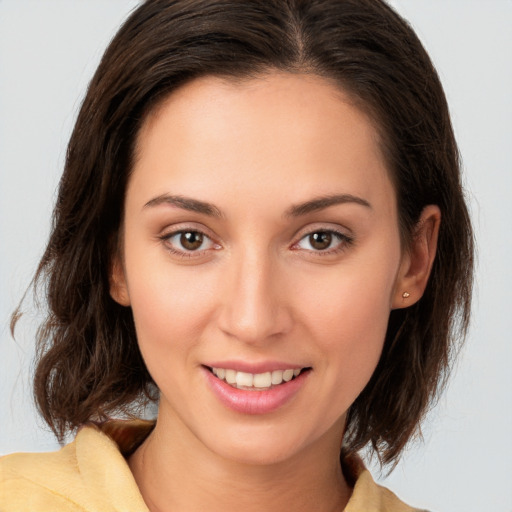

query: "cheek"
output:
123 249 219 359
300 291 389 428
305 280 391 364
298 257 396 335
125 266 222 402
294 252 399 389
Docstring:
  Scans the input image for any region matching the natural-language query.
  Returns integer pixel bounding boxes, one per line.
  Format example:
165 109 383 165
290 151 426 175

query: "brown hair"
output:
14 0 473 467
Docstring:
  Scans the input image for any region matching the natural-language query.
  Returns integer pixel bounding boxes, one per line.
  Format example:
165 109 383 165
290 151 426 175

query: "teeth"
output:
236 371 253 387
271 370 283 385
211 367 303 389
283 369 294 382
253 372 272 388
225 369 237 384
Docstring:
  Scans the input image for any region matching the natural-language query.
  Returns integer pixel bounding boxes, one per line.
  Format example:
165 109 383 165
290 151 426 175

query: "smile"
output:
210 367 305 390
204 365 311 414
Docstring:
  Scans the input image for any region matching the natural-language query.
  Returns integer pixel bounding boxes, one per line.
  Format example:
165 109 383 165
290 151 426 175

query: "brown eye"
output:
295 229 351 254
180 231 204 250
162 229 218 257
309 232 332 250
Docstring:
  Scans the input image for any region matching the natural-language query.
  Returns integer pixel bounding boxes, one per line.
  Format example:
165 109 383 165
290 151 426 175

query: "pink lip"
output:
204 360 306 373
203 366 310 415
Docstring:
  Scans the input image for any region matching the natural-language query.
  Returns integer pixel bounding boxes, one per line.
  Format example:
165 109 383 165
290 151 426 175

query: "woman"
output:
0 0 473 511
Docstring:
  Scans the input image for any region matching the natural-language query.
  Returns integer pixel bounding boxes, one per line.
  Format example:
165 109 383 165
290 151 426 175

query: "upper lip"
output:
203 360 309 374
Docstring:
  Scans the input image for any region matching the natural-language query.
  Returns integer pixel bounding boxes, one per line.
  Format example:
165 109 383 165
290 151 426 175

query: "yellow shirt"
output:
0 420 425 511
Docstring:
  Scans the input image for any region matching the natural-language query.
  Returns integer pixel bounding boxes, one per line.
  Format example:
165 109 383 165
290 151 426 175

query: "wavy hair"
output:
13 0 473 467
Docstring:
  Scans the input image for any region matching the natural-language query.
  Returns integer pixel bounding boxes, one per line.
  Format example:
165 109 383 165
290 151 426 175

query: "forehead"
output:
138 72 379 153
130 72 395 217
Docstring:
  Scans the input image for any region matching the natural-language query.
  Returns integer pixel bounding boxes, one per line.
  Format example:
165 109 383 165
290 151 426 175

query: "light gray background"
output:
1 1 511 511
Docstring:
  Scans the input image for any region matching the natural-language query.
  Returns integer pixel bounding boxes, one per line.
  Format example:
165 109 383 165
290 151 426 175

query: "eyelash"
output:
159 227 354 259
292 229 354 256
159 229 220 259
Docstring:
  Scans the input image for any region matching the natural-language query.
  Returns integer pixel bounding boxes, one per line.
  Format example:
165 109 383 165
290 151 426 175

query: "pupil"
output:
310 232 332 250
180 231 203 250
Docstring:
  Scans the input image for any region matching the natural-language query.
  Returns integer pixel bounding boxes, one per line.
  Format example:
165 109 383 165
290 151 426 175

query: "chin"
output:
198 420 324 468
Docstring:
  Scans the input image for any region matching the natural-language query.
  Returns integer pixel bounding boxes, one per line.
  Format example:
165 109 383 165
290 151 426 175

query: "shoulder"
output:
0 420 153 512
343 454 429 512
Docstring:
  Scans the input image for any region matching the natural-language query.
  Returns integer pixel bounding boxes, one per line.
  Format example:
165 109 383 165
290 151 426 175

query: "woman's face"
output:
112 72 409 465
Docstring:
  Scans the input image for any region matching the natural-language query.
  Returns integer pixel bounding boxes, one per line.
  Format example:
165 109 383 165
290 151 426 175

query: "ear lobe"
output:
392 205 441 309
110 254 131 307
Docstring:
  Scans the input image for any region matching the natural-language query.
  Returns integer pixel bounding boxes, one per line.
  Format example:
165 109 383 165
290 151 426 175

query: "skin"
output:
111 72 440 512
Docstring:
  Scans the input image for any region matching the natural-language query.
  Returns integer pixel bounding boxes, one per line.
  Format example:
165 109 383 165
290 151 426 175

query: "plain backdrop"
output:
1 1 511 511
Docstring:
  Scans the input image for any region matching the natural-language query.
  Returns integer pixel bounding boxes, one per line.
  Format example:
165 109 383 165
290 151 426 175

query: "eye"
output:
295 230 352 253
161 229 219 255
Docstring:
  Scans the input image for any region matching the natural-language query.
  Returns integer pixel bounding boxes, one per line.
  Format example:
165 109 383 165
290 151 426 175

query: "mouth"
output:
206 366 311 391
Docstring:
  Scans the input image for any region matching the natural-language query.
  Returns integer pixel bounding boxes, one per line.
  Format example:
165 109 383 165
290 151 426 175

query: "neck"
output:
128 412 351 512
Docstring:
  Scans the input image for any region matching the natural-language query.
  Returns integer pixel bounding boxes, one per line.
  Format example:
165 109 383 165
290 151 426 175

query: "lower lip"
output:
203 367 309 415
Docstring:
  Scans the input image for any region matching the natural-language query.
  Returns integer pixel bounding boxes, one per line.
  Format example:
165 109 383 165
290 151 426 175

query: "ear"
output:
109 253 131 307
392 205 441 309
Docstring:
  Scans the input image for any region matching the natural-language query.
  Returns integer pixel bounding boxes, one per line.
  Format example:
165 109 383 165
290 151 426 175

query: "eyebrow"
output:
285 194 372 217
143 194 223 218
143 192 371 218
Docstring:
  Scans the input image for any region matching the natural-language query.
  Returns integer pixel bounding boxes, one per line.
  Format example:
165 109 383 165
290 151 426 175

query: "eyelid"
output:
158 221 218 240
292 222 353 241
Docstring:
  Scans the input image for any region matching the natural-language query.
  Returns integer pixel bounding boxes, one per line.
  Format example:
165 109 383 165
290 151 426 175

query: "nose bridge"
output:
219 244 290 343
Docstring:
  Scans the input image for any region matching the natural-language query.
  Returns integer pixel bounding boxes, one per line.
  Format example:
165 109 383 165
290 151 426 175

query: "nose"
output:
217 247 293 345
